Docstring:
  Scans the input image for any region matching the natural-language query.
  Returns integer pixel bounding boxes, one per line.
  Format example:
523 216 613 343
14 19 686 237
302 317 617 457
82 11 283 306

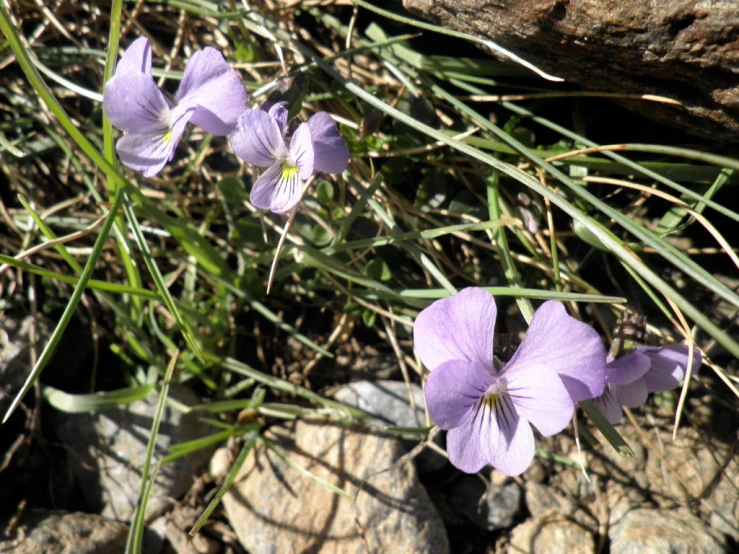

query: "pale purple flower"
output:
229 104 349 213
103 37 247 177
594 345 702 424
415 288 607 476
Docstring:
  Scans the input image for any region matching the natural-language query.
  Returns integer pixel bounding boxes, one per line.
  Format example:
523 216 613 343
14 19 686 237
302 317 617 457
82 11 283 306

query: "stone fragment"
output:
56 386 214 521
505 512 595 554
0 510 128 553
222 419 449 554
334 380 445 472
447 475 521 531
609 508 726 554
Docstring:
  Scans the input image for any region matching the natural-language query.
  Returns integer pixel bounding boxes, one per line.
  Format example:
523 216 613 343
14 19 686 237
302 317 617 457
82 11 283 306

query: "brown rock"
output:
0 510 128 553
222 419 449 554
403 0 739 141
609 508 726 553
505 512 595 554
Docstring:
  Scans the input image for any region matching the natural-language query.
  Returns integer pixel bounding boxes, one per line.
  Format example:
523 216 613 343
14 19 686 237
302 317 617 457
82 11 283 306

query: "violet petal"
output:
306 112 349 174
614 378 649 408
249 162 303 213
605 351 651 385
413 287 497 373
116 106 193 177
504 355 574 437
103 70 171 134
424 360 494 430
446 394 535 476
175 47 248 136
642 345 701 393
267 102 289 136
507 301 606 402
115 36 152 76
593 385 623 424
230 109 287 167
290 122 315 180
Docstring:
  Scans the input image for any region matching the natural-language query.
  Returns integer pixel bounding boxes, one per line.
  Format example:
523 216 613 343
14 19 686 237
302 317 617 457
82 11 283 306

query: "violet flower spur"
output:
229 104 349 213
594 345 702 424
103 37 247 177
414 288 607 476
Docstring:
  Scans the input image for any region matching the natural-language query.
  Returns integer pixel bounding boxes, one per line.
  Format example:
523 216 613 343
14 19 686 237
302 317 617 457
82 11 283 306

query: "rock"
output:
56 386 214 521
447 475 521 531
505 512 595 554
0 315 50 413
222 419 449 554
333 380 446 472
706 455 739 541
0 510 129 553
609 508 726 554
644 427 729 508
403 0 739 142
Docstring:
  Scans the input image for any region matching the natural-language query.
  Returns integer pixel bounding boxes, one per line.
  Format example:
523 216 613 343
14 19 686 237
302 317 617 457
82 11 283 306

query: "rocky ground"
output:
1 320 736 553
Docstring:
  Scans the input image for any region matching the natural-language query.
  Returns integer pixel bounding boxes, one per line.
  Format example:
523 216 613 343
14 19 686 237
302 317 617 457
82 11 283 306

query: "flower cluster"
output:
414 288 701 476
103 38 348 212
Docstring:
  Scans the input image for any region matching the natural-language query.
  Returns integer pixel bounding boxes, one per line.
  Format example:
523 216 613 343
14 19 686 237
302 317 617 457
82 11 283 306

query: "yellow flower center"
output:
281 161 299 180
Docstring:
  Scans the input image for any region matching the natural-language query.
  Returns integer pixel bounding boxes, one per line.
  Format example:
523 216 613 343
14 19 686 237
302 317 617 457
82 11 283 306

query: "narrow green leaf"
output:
43 384 155 413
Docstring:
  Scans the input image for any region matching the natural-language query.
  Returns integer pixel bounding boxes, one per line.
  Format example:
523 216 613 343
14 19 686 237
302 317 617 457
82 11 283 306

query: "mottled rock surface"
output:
504 512 595 554
0 510 128 553
222 419 449 554
403 0 739 141
56 386 214 521
333 380 445 472
609 508 726 553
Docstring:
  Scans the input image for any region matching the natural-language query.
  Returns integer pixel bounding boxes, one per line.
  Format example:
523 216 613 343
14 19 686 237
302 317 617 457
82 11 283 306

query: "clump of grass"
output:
1 0 737 550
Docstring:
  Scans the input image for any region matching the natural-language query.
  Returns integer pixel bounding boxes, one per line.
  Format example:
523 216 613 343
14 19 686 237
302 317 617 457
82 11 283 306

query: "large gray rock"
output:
333 380 445 472
0 510 129 553
609 508 726 554
56 386 214 521
222 419 449 554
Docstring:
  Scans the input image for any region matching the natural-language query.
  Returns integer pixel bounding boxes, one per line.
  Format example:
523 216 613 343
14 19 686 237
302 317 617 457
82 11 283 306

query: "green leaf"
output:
43 384 155 413
365 258 392 282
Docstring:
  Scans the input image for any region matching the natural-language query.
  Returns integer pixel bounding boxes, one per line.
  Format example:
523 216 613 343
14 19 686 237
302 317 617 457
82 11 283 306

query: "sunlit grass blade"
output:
189 429 259 536
221 358 371 420
0 254 159 298
42 384 155 413
400 288 625 303
2 185 125 423
125 351 178 554
122 195 204 361
580 400 634 458
261 437 351 497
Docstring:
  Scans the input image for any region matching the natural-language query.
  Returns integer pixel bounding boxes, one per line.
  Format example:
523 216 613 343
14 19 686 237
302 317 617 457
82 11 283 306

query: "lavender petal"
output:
413 287 497 373
230 109 287 167
507 301 607 402
116 106 193 177
424 360 494 430
306 112 349 174
176 47 248 136
103 70 171 134
605 351 651 385
249 161 303 213
290 122 315 180
115 36 152 76
504 353 574 437
642 345 701 392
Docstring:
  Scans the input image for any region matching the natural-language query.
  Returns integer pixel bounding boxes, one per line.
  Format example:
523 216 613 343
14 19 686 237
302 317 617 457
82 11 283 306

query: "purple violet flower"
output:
414 288 607 476
103 37 247 177
594 345 702 424
229 104 349 213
